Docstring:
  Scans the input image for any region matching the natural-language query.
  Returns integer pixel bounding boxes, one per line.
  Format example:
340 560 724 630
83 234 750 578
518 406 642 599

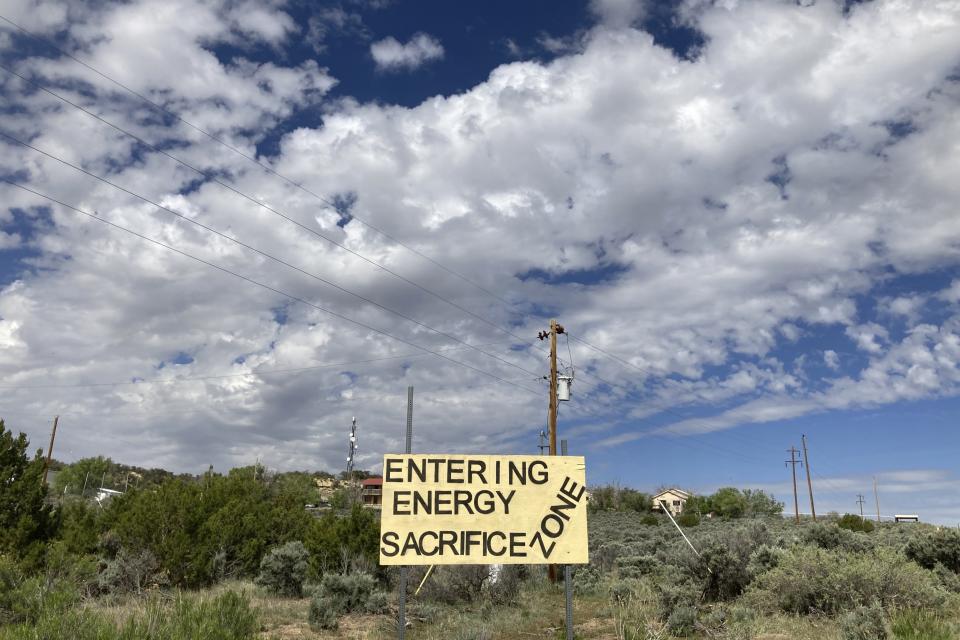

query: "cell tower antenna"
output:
347 416 358 479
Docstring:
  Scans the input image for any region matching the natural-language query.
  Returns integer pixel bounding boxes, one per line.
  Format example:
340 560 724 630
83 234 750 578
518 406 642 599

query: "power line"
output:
0 130 542 381
3 134 760 463
1 178 541 396
0 13 516 308
1 40 815 470
0 374 542 418
0 61 542 357
0 340 519 390
0 54 756 447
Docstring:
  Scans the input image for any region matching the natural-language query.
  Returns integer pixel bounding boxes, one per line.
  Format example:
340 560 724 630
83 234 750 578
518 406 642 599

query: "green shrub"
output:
255 541 309 597
802 522 868 551
747 545 784 577
318 572 378 611
904 528 960 574
304 504 379 579
308 597 339 630
487 564 527 605
666 605 697 637
0 590 257 640
890 609 956 640
121 590 258 640
837 514 875 533
0 421 56 568
747 546 946 615
656 577 701 620
0 554 83 626
594 541 628 572
97 547 166 595
416 565 489 604
616 555 657 579
676 512 700 527
839 602 887 640
640 514 659 526
573 565 602 594
363 590 389 614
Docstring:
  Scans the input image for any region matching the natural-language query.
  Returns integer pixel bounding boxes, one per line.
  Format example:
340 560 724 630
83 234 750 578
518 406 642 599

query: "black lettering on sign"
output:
439 531 457 556
560 476 586 502
530 531 556 559
381 532 400 557
497 489 516 514
468 459 487 484
528 460 548 485
385 458 403 482
446 459 465 483
393 490 412 515
509 532 528 557
409 457 427 483
420 531 439 556
487 531 507 556
527 474 585 558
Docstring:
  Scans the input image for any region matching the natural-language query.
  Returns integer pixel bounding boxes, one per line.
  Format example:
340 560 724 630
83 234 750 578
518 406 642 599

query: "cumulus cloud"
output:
1 0 959 498
823 350 840 370
370 33 444 71
590 0 646 27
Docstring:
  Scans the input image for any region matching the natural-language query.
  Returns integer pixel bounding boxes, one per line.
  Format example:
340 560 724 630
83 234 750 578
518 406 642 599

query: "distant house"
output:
652 488 691 516
95 487 123 505
361 477 383 507
894 514 920 523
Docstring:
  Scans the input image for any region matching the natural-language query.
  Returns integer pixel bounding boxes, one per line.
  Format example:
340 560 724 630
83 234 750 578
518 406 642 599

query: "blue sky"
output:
2 0 960 523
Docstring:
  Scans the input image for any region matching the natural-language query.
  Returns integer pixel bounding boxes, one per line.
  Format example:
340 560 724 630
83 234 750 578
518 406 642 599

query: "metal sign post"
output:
398 386 413 640
561 438 573 640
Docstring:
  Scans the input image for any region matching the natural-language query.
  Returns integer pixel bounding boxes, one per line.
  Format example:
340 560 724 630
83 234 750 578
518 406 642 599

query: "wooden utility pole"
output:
856 494 866 521
801 434 816 521
785 446 801 523
538 319 564 583
873 476 881 523
41 415 59 486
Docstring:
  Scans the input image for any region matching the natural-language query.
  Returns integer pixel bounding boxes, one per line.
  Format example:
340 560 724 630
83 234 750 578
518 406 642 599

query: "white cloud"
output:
939 279 960 304
1 0 960 480
823 349 839 370
590 0 646 28
370 33 444 71
846 323 889 354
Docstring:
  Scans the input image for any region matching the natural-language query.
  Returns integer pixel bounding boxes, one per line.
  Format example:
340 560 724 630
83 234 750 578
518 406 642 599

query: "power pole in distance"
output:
538 429 548 455
785 446 802 523
801 434 817 522
873 476 881 523
856 494 866 522
42 415 59 486
538 319 564 583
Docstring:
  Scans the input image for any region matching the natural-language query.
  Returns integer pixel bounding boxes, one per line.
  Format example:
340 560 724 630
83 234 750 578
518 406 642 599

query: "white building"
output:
652 488 692 516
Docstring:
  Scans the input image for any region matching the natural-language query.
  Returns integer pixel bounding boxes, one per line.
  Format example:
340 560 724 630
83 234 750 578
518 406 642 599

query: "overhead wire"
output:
0 373 543 417
0 24 803 466
0 61 547 367
1 43 688 417
0 340 520 390
0 13 516 308
1 178 541 396
0 128 543 381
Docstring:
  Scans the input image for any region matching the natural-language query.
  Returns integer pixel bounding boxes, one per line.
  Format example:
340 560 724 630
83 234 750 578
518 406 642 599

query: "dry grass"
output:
75 578 960 640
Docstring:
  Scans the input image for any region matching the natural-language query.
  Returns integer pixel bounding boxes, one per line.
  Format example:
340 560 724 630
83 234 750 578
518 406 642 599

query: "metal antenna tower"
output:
347 416 358 479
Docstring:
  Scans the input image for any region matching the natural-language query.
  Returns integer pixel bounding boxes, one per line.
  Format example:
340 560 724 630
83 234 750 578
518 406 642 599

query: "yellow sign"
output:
379 454 588 565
